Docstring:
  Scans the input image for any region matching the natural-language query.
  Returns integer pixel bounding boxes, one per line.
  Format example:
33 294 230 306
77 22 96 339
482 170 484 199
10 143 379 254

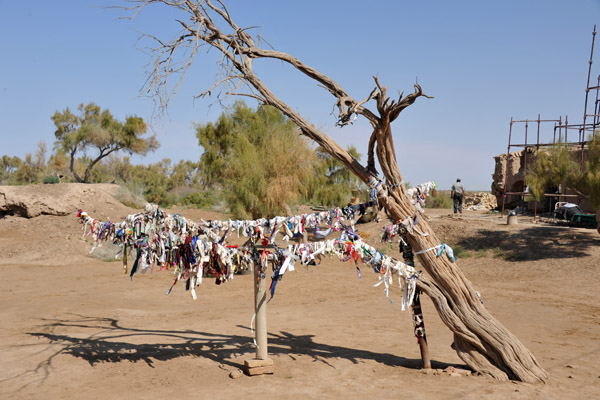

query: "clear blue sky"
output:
1 1 599 190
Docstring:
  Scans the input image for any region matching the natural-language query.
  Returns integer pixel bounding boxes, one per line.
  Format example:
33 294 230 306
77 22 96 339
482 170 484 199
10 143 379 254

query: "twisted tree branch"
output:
123 0 547 383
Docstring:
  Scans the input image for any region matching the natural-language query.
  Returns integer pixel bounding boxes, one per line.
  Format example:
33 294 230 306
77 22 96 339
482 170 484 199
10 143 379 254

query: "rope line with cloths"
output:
194 199 379 243
78 197 379 260
75 203 420 308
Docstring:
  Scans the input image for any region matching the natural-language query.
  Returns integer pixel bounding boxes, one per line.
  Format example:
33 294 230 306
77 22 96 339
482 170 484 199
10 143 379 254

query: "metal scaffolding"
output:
500 25 599 217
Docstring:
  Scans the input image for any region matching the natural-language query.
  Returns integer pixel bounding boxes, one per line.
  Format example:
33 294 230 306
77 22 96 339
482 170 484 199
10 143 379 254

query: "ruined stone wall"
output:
491 148 538 208
490 147 595 213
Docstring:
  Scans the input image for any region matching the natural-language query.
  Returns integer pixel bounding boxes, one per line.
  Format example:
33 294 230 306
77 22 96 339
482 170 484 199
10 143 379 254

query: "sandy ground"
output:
0 184 599 399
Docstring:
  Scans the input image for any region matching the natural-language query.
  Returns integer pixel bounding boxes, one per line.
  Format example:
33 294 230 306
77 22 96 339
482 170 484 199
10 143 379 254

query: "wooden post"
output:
412 289 431 369
122 244 127 274
244 245 274 375
253 264 268 360
401 233 431 369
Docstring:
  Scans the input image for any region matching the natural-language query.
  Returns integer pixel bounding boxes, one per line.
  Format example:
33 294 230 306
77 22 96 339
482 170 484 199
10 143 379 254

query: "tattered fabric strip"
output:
76 203 420 308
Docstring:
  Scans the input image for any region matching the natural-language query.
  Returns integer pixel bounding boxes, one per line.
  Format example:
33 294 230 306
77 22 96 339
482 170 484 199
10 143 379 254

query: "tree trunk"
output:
83 148 117 184
368 119 547 383
380 189 547 382
131 0 548 382
69 149 84 183
252 74 547 383
277 101 547 382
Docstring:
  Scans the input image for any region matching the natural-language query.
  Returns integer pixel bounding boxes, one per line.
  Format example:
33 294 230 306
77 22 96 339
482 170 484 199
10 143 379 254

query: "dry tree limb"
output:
124 0 548 383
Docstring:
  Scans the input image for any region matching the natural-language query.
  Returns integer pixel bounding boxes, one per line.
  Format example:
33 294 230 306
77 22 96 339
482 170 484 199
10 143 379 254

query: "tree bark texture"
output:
361 117 547 383
132 0 548 383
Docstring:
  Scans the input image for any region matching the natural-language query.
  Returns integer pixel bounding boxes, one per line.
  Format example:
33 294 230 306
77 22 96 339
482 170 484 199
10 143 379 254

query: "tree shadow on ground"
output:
22 314 460 385
456 226 599 262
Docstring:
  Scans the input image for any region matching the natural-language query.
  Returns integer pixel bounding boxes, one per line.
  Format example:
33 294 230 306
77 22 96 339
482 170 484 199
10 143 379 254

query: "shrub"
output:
529 134 600 208
224 113 315 219
43 176 60 184
303 146 364 207
180 191 216 208
425 191 453 209
451 245 470 259
114 183 147 208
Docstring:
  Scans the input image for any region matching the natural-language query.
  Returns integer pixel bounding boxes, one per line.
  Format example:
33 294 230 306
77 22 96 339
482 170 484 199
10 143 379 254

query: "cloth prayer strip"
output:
76 202 420 307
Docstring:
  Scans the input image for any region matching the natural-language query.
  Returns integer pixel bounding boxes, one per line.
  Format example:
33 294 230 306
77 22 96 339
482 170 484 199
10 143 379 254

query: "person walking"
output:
451 178 466 214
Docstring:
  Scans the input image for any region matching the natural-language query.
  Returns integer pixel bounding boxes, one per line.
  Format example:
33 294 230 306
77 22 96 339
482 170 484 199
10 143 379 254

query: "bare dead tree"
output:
123 0 548 383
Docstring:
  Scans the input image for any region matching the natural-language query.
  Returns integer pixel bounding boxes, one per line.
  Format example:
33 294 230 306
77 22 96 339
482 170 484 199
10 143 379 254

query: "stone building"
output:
491 147 595 214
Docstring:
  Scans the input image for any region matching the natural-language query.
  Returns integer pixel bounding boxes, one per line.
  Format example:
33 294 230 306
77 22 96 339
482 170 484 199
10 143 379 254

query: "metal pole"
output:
583 25 596 137
581 128 585 163
536 114 541 150
253 259 268 360
502 118 514 216
507 117 514 154
594 75 600 130
523 121 529 204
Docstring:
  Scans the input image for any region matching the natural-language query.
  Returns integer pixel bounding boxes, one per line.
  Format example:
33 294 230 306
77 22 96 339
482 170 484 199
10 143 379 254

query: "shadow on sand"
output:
456 226 599 262
19 314 461 386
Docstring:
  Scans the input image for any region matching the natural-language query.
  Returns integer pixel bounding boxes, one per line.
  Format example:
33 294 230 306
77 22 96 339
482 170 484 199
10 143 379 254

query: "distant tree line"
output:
1 101 364 217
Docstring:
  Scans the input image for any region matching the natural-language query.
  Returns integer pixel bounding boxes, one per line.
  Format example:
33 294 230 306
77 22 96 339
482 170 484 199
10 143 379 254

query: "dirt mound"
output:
0 183 132 218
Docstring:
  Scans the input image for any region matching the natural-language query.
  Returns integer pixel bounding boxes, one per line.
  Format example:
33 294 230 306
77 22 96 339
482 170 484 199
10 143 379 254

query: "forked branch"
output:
123 0 547 383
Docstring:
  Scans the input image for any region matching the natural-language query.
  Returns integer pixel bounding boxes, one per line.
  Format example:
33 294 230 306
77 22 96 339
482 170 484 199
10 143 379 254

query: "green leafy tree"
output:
581 133 600 208
224 112 315 218
120 158 172 205
304 145 363 206
105 155 135 184
168 160 201 191
14 153 38 184
34 141 47 173
528 141 579 201
0 155 22 184
196 101 362 215
51 103 159 183
48 150 69 181
529 134 600 208
83 155 114 183
195 109 235 188
196 102 314 218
